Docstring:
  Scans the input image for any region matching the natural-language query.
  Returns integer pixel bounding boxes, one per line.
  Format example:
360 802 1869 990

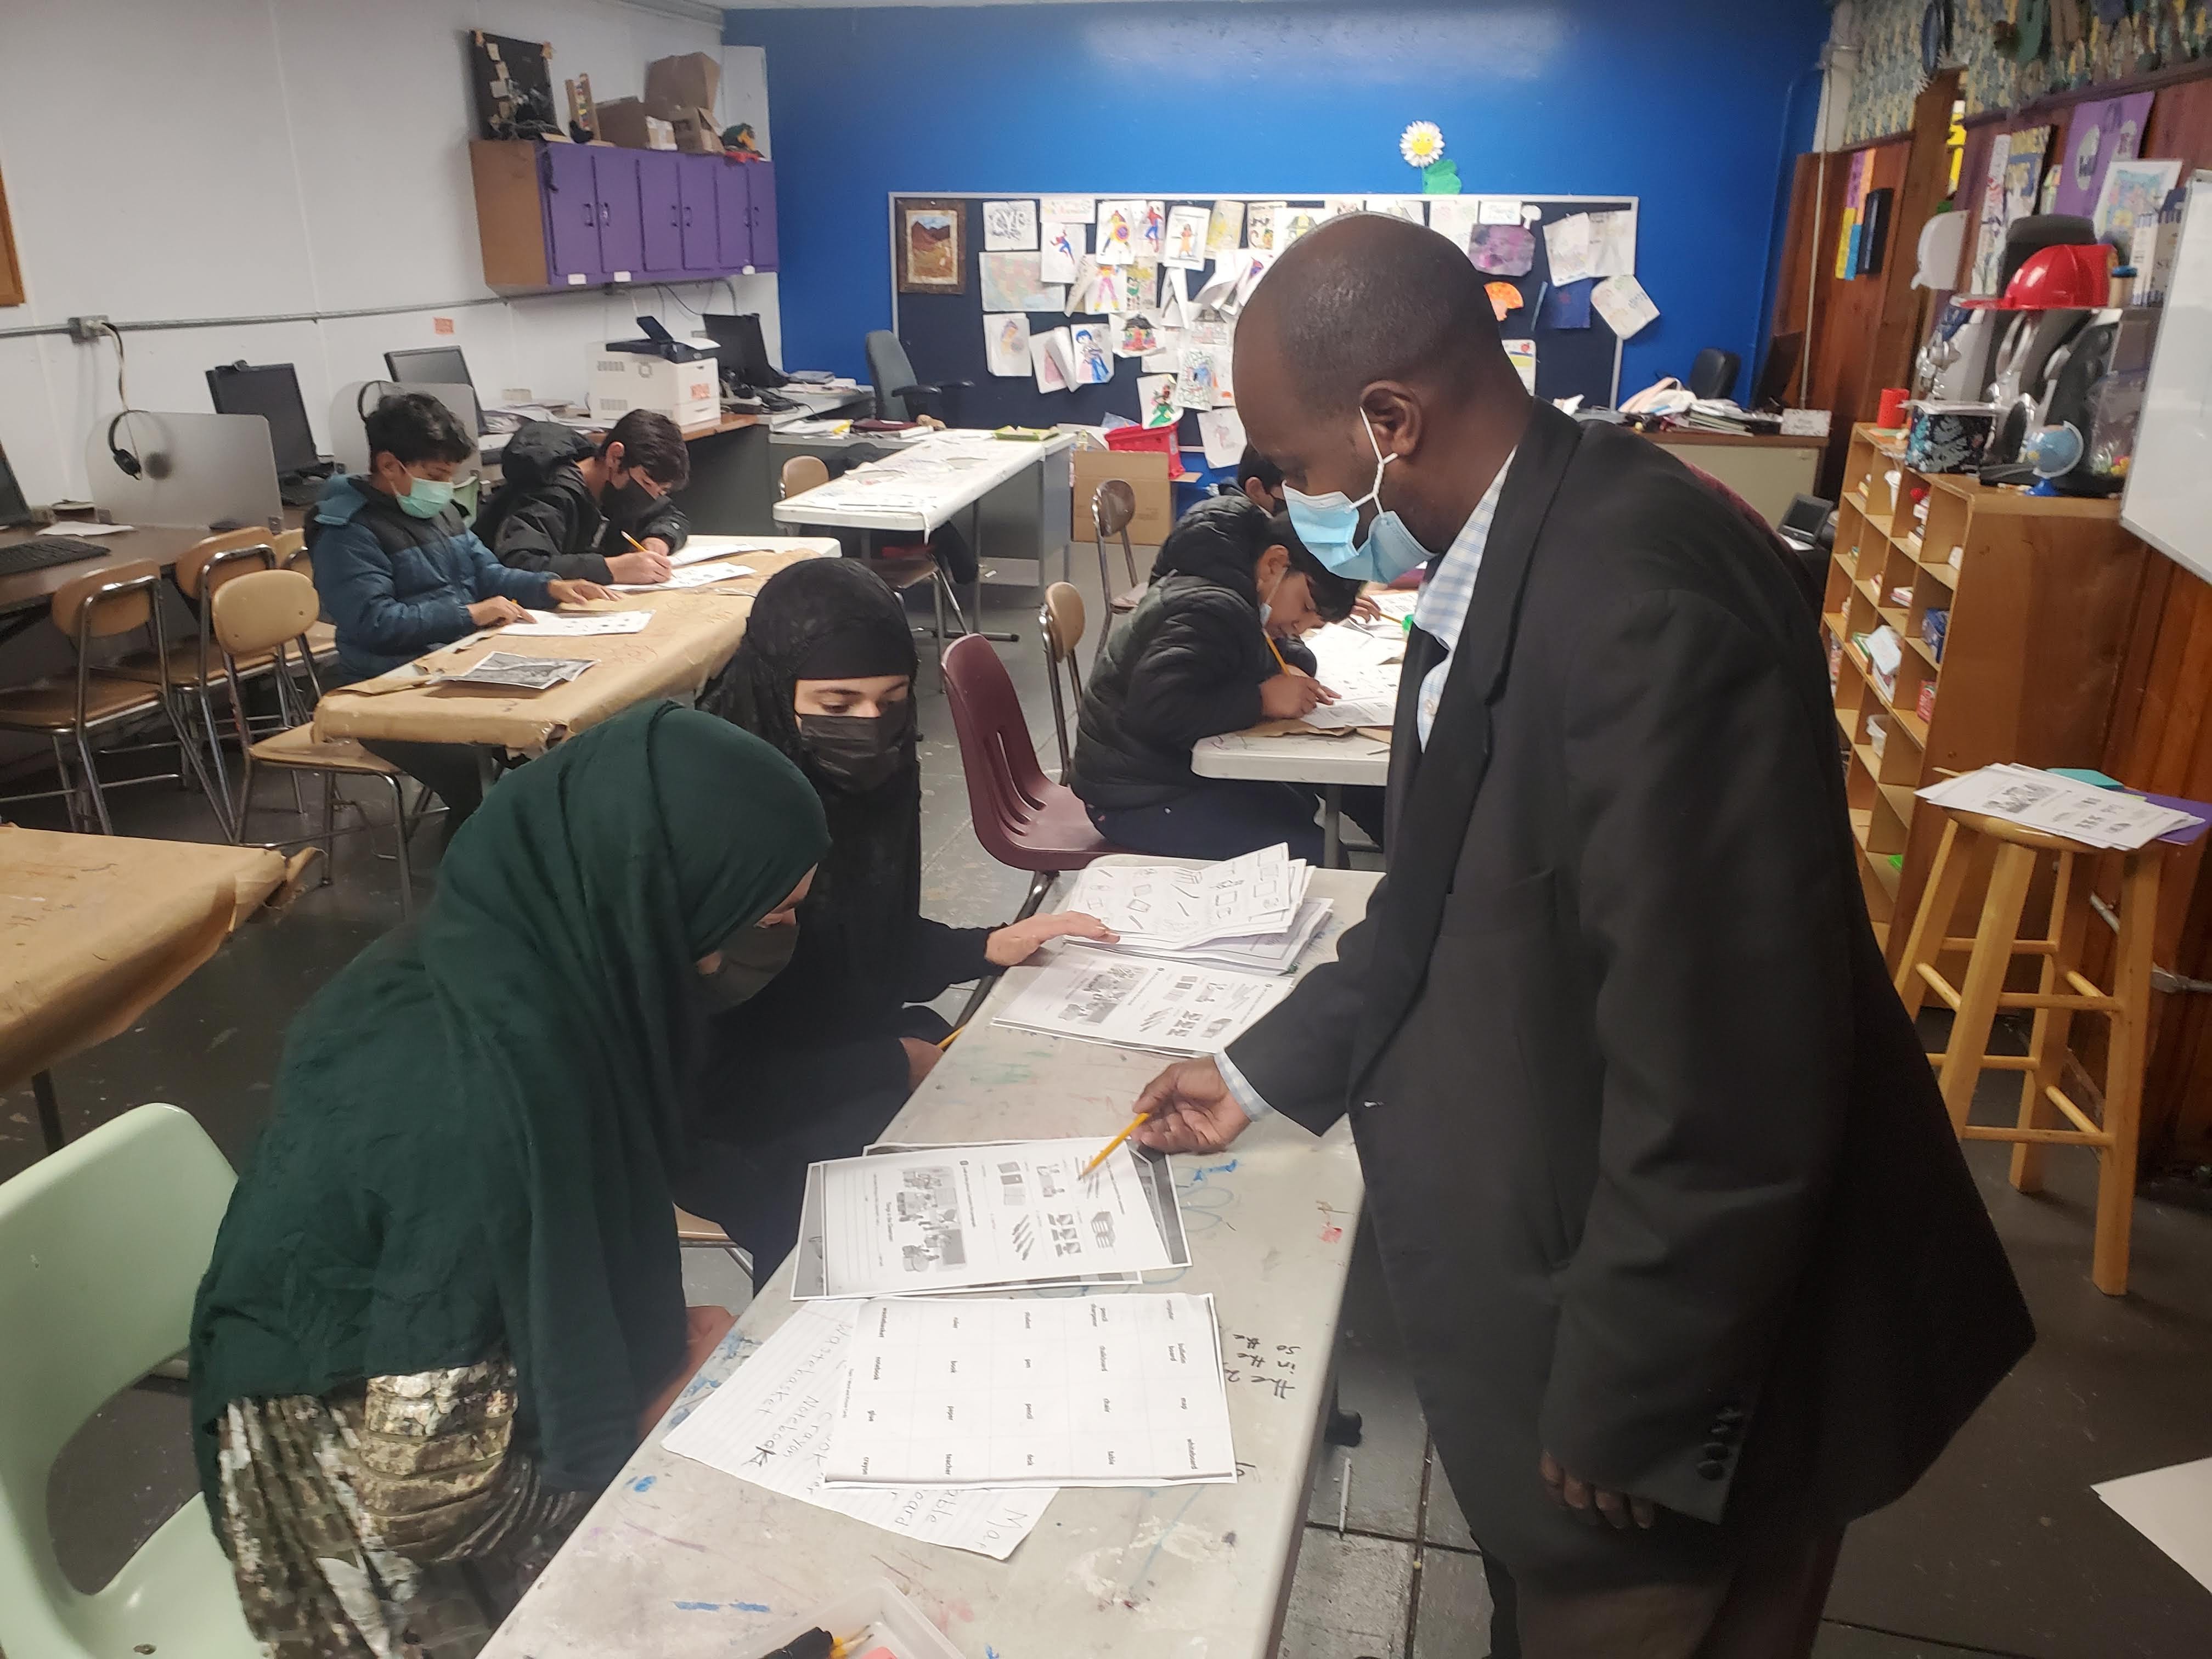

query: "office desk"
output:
0 512 308 622
312 541 836 755
0 826 301 1151
481 861 1376 1659
663 392 871 537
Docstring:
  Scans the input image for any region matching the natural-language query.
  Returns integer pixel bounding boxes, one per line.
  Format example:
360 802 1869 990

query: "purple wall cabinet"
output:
637 153 685 275
591 150 644 280
677 157 720 272
744 160 778 272
540 144 603 285
713 159 752 272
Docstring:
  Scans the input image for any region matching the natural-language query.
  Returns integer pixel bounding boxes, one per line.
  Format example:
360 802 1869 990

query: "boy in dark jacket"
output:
309 392 610 840
1070 494 1361 861
474 409 692 585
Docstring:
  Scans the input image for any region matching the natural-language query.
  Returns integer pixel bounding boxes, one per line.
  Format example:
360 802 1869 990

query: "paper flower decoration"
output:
1401 122 1446 170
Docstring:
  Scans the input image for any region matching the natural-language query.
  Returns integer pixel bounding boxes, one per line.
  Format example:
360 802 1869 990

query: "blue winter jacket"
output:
307 475 555 681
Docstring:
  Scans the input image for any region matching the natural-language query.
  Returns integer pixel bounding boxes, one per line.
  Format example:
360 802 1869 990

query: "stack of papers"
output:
1918 764 2206 850
442 651 595 690
992 954 1294 1054
799 1137 1190 1301
502 609 651 637
1073 900 1332 974
1067 844 1311 949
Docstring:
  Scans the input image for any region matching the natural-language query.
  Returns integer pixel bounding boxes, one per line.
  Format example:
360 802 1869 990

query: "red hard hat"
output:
1994 243 2111 310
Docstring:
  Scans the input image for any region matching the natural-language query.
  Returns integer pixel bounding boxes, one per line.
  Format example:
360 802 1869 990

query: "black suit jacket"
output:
1229 405 2032 1590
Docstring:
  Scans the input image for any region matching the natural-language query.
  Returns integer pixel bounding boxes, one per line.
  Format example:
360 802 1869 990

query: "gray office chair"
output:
864 330 968 422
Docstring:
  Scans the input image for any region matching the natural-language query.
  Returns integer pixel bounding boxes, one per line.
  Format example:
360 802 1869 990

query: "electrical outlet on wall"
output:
66 314 110 342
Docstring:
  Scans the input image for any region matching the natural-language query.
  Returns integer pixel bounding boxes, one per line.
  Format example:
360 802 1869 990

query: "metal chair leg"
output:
930 570 950 690
386 774 414 918
74 729 114 834
194 681 236 839
33 1070 64 1154
49 737 83 833
1015 868 1053 921
321 772 340 868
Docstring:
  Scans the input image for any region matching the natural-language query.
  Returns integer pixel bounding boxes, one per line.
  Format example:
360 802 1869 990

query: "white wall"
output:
0 0 782 505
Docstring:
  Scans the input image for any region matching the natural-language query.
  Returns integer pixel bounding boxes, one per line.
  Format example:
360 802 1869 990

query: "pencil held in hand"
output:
1081 1111 1152 1176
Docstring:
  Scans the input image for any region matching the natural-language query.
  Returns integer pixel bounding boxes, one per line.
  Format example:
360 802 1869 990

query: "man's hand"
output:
1260 672 1337 721
1130 1057 1253 1153
1540 1451 1655 1530
900 1036 943 1090
548 578 616 606
984 910 1118 967
467 596 531 627
606 549 673 585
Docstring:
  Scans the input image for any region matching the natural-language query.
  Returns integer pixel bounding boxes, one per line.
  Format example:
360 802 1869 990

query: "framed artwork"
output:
0 163 22 308
895 198 967 295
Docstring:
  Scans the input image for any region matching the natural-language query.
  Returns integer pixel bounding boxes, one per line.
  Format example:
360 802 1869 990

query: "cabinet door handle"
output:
599 203 610 226
583 202 595 228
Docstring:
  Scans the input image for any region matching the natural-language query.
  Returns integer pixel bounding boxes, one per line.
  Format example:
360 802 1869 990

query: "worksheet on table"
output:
502 609 651 636
1065 844 1306 947
662 1301 1056 1560
812 1138 1186 1300
823 1293 1238 1489
670 537 777 566
608 561 754 592
991 954 1293 1055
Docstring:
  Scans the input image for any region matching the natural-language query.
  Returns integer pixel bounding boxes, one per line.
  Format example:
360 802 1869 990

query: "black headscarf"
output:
702 561 928 1048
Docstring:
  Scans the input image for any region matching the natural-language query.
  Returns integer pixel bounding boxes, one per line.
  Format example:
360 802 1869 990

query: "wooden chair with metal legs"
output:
675 1207 754 1283
1039 580 1087 776
1893 806 2165 1295
780 454 961 680
0 561 224 834
1091 480 1144 665
211 569 416 917
276 538 340 669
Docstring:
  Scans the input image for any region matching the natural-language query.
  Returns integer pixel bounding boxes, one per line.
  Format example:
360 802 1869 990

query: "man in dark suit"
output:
1130 215 2033 1657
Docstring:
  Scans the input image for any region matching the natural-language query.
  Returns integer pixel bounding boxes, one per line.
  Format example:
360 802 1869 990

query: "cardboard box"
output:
645 52 720 116
666 107 721 154
589 349 719 431
1071 449 1175 546
595 98 674 150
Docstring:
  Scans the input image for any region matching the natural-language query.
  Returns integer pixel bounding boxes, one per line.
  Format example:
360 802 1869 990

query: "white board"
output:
2122 175 2212 583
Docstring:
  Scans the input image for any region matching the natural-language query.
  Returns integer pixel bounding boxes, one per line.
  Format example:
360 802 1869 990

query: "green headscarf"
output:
191 703 827 1506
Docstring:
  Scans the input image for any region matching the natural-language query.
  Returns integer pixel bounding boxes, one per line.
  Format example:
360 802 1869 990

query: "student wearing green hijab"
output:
189 702 827 1658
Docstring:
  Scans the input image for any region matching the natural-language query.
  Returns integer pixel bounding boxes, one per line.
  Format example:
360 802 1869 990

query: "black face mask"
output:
606 480 662 524
797 698 915 794
701 921 799 1010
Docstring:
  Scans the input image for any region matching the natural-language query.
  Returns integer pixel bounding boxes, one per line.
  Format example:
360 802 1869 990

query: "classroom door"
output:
591 150 644 281
541 144 602 284
638 153 684 274
745 160 777 272
714 161 752 270
676 157 719 272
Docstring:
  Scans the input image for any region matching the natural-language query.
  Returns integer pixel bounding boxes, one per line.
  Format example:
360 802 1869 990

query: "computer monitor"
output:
206 361 321 477
383 347 486 433
703 313 785 390
0 440 32 528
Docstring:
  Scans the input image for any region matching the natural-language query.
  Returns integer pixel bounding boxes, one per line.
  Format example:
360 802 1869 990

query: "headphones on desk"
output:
105 409 166 480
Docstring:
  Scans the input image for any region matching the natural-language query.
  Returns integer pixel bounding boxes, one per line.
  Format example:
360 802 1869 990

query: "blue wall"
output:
726 0 1829 402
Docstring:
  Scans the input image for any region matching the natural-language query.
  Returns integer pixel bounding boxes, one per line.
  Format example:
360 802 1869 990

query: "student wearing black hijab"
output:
678 560 1110 1267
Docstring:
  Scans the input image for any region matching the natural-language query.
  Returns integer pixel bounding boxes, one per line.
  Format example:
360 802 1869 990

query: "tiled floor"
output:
6 557 2210 1658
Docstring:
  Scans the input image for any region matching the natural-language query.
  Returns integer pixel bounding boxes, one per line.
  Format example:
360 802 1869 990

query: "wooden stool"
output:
1893 809 2162 1295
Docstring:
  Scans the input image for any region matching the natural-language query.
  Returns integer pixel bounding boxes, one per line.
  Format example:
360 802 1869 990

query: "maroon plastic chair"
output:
941 634 1127 920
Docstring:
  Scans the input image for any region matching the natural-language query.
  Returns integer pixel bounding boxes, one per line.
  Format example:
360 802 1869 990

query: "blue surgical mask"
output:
396 474 456 520
1282 411 1430 583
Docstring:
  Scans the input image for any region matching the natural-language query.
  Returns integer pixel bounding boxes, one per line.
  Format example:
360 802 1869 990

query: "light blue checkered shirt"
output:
1218 450 1517 1121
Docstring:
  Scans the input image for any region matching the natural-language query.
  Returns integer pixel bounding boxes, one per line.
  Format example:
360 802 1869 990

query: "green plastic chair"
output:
0 1103 258 1658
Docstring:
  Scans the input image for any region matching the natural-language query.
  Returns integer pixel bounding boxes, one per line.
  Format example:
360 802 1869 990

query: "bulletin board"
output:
887 191 1639 441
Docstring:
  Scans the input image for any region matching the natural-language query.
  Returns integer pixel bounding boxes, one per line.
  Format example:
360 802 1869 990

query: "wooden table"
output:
484 862 1378 1659
311 540 837 755
0 827 301 1150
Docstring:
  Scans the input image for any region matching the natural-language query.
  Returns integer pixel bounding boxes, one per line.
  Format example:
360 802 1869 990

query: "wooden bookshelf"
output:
1825 424 2148 959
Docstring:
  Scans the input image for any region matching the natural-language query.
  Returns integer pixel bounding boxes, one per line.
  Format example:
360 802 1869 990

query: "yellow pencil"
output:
622 530 651 554
935 1025 964 1050
1081 1111 1152 1177
1265 633 1289 673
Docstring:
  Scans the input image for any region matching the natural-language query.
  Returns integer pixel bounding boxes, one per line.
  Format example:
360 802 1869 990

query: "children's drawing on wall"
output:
1115 314 1161 358
1364 197 1427 223
1032 326 1074 394
1139 200 1165 259
1040 195 1094 225
1278 206 1322 247
1165 205 1209 269
1118 261 1159 315
1206 200 1245 256
981 199 1039 252
1095 200 1139 265
984 312 1033 378
1245 202 1280 252
1039 222 1081 284
1139 374 1180 429
979 251 1066 313
1177 346 1222 409
1069 321 1115 385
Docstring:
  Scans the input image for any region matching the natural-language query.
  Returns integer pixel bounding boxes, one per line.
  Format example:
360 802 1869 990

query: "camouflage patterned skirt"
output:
212 1355 594 1658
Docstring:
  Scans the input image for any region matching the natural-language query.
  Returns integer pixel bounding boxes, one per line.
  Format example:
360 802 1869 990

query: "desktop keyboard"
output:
0 536 107 579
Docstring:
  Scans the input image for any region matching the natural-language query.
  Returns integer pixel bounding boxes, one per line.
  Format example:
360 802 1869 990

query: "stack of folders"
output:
1918 765 2206 851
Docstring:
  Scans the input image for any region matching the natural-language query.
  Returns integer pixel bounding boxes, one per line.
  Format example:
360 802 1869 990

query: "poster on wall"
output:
1207 200 1246 255
1094 200 1141 265
895 198 966 295
1164 205 1210 268
2002 128 2050 231
981 199 1039 252
2095 157 2183 250
1968 134 2013 296
983 313 1032 377
2053 92 2156 220
1039 221 1081 284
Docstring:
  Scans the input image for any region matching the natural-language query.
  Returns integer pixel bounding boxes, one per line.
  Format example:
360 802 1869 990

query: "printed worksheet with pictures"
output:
823 1293 1238 1489
815 1138 1184 1299
662 1301 1055 1560
991 955 1293 1054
